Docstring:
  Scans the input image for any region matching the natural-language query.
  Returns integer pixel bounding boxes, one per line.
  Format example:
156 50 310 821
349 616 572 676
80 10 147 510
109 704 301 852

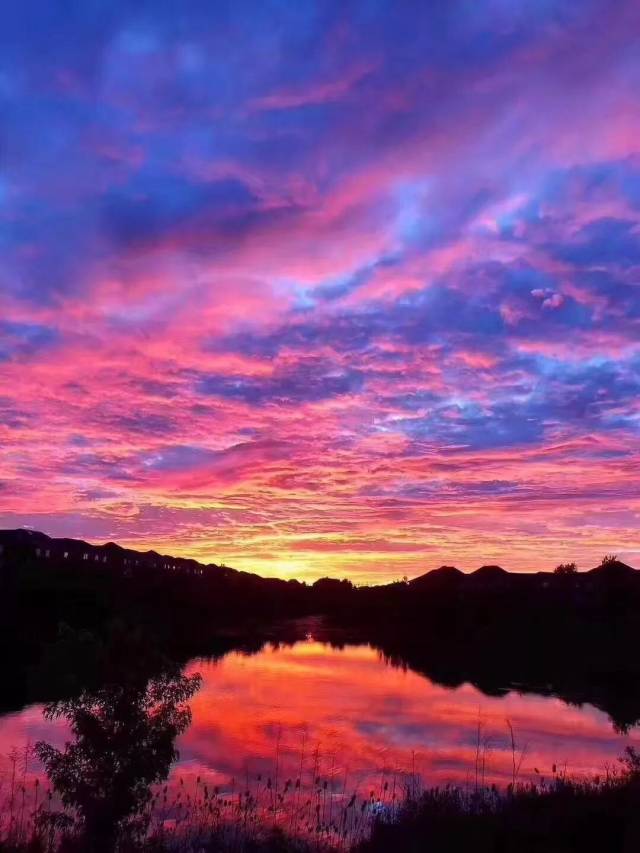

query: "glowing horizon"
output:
2 2 640 583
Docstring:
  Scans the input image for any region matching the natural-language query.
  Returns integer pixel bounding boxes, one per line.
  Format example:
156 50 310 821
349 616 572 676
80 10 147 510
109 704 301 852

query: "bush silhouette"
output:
35 636 201 852
554 562 577 575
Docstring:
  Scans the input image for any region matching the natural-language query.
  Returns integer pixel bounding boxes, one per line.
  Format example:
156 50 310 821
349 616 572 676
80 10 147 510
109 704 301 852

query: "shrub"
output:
554 562 577 575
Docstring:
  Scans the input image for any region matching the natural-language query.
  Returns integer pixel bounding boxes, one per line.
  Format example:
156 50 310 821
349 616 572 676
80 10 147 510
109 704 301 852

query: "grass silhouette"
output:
1 739 639 852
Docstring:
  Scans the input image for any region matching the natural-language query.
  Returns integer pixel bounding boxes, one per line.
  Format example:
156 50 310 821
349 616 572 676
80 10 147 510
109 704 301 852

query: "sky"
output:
2 0 640 583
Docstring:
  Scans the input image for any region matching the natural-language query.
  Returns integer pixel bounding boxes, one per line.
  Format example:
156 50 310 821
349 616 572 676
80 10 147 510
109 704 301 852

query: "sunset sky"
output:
2 1 640 582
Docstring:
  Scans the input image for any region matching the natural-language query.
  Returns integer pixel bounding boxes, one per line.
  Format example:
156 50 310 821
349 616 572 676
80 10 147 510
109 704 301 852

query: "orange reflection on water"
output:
0 636 638 829
174 639 639 795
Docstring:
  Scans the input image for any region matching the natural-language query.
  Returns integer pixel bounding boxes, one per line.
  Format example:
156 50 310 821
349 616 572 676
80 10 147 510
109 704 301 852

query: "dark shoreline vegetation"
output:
0 748 640 853
355 748 640 853
2 744 640 852
1 528 640 851
2 529 640 731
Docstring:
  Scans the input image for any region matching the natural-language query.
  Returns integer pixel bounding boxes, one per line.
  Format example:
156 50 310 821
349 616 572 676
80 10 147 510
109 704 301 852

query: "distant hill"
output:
587 559 637 578
0 527 246 580
410 565 464 590
407 557 638 594
0 527 313 658
2 529 638 591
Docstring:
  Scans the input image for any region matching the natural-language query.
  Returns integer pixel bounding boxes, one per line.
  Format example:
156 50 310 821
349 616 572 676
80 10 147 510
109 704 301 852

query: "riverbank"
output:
357 747 640 853
3 753 640 852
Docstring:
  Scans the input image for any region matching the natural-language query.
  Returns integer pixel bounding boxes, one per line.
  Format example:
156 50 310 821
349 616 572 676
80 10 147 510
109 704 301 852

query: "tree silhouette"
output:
36 665 201 852
554 562 578 575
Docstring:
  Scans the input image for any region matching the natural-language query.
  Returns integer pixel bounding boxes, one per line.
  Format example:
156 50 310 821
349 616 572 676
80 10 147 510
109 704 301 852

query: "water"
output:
3 635 637 799
174 639 638 790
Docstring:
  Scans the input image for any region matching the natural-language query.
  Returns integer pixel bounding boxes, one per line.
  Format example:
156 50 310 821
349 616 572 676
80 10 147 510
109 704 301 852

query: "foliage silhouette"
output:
34 631 201 853
554 562 577 575
357 748 640 853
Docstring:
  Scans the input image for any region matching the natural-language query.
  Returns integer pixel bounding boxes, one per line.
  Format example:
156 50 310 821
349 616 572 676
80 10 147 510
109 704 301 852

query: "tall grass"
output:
0 737 411 852
1 736 638 852
357 747 640 853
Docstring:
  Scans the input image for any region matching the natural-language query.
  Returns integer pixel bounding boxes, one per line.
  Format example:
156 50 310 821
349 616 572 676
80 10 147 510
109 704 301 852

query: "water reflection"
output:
175 640 639 794
1 634 639 848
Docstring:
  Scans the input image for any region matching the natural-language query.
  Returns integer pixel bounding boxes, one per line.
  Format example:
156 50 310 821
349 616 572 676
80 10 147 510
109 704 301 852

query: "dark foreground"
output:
2 529 640 851
357 749 640 853
2 750 640 852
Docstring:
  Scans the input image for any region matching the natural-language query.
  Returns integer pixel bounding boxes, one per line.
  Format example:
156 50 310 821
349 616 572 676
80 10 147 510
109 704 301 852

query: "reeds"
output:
0 736 638 852
0 736 410 852
140 739 410 852
357 746 640 853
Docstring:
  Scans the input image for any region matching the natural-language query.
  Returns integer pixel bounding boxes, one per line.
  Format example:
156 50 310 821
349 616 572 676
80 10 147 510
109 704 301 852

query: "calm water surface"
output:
2 633 638 805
